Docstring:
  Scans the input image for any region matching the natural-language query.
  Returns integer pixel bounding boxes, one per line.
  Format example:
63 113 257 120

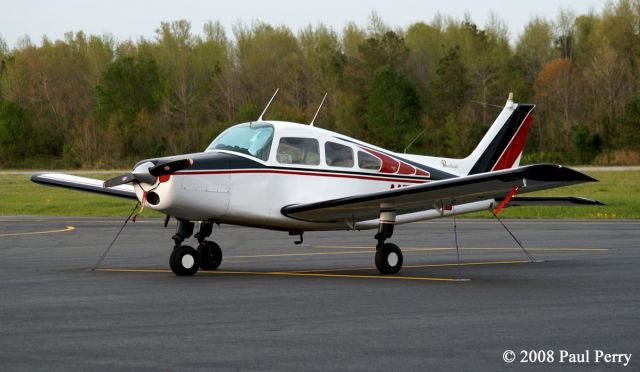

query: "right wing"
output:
31 173 137 199
499 196 604 207
281 164 599 223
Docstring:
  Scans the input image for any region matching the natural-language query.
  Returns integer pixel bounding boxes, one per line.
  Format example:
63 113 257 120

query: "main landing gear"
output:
169 220 222 276
374 209 403 274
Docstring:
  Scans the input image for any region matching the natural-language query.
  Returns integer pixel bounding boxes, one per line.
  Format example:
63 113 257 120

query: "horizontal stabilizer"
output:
497 196 604 207
31 173 136 199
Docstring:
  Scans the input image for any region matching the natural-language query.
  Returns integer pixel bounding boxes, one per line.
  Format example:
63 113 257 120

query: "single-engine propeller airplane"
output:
32 91 602 276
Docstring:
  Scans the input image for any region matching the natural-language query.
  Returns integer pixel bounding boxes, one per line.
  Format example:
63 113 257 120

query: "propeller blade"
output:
103 159 192 189
103 173 136 188
149 159 193 177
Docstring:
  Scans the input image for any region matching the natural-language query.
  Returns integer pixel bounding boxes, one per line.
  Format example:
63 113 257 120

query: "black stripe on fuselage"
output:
468 104 535 175
136 151 264 171
144 151 443 182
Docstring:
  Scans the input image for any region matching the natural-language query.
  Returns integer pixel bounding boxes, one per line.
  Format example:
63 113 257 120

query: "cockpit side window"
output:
358 151 382 170
276 137 320 165
207 123 274 161
325 141 354 168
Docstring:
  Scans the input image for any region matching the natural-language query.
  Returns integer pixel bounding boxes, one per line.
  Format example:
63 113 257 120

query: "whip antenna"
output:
258 88 279 121
310 93 328 127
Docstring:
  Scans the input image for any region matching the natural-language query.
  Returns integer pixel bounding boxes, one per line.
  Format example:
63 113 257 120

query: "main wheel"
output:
375 243 403 274
170 245 199 276
198 241 222 270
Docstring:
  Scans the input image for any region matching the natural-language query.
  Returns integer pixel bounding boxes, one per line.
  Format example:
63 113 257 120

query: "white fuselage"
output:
133 121 496 231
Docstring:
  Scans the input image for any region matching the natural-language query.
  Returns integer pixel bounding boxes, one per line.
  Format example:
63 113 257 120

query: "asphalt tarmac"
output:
0 216 638 371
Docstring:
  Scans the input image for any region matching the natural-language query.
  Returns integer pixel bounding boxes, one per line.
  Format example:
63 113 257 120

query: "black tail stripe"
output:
468 104 534 175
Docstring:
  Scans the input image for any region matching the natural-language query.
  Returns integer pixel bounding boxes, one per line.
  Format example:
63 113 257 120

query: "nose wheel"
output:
198 241 222 270
169 220 223 276
170 245 199 276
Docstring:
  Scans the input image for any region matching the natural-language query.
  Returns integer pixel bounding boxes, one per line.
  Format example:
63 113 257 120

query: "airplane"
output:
31 91 602 276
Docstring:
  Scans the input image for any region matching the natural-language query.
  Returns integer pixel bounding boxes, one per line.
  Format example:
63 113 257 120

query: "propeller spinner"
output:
103 158 193 188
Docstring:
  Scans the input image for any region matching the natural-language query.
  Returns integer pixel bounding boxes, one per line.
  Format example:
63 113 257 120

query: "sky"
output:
1 0 608 48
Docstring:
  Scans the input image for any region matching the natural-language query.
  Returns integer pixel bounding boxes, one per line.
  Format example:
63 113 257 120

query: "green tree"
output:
366 67 421 151
515 17 555 93
405 22 444 89
0 101 29 163
574 124 602 163
95 54 164 158
233 22 301 118
428 46 470 121
619 93 640 151
297 24 344 128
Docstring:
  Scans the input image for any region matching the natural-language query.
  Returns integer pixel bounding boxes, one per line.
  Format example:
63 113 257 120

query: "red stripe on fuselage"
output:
176 169 430 184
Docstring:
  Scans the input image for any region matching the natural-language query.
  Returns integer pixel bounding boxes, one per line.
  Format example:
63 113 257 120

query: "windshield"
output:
207 123 274 161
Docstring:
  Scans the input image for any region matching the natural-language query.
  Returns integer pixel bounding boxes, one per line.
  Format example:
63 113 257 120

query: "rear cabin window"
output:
358 151 382 170
325 142 354 168
276 137 320 165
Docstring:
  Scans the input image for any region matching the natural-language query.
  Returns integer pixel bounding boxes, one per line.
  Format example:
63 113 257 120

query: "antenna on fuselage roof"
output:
257 88 279 121
309 93 328 127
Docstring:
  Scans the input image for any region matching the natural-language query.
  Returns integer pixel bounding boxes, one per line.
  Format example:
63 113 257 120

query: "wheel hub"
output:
387 252 399 267
181 254 195 269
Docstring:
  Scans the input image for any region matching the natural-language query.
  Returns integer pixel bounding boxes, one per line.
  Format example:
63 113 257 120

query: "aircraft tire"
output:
375 243 403 274
170 245 199 276
198 241 222 270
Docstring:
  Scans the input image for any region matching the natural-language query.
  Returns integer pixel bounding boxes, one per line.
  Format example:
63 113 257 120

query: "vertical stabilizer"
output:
460 94 535 175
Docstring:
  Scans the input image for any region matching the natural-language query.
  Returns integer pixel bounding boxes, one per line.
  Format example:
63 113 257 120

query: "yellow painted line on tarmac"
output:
312 245 609 252
202 270 469 282
404 260 531 269
96 267 469 282
220 246 608 262
226 250 372 259
98 268 169 274
293 260 533 273
0 225 75 237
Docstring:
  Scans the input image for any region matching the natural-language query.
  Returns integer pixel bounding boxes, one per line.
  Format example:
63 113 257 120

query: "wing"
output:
31 173 137 199
499 196 604 207
281 164 598 223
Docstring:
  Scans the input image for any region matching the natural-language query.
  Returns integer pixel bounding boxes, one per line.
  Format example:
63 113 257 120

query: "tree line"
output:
1 1 639 169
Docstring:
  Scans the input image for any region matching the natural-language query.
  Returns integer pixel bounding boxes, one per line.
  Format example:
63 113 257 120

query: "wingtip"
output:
30 172 53 184
521 164 599 183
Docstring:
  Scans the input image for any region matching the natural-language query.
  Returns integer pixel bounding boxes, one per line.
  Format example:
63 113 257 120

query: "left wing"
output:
281 164 598 223
31 173 137 199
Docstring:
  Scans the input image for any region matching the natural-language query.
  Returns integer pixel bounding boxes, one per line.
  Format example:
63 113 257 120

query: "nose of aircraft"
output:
103 158 193 188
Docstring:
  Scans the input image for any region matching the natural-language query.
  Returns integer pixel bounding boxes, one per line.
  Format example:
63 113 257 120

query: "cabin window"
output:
276 137 320 165
208 123 274 161
325 142 354 168
358 151 382 170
